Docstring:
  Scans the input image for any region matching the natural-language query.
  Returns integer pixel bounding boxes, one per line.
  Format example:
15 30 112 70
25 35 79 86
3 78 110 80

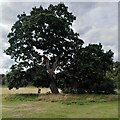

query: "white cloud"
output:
0 51 15 74
81 26 118 60
82 26 117 45
0 23 11 29
72 2 118 61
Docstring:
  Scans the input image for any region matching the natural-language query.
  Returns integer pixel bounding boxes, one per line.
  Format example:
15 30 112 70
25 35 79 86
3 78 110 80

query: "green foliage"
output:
106 61 120 88
4 3 116 94
57 44 115 94
6 64 49 89
6 64 28 89
5 3 83 92
25 65 49 88
5 3 83 69
0 74 6 85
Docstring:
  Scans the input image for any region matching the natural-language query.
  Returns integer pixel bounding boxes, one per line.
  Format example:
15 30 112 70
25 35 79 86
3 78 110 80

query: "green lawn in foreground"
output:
2 93 118 118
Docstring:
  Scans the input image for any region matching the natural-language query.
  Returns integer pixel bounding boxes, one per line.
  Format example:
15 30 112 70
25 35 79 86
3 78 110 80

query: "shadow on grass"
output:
3 93 39 102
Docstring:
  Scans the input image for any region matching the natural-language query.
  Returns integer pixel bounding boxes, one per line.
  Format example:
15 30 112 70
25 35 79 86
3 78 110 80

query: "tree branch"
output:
45 57 54 76
45 57 50 71
52 53 63 71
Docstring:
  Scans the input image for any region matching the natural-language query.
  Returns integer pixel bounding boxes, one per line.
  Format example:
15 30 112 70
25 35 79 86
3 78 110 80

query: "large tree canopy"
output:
5 3 116 94
5 3 83 94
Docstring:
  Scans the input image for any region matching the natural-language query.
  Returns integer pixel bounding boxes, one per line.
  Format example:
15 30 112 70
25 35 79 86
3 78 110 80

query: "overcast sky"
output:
0 1 118 74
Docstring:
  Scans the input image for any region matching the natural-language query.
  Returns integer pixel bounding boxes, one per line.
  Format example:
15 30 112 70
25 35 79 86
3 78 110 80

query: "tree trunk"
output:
49 75 59 94
44 57 60 94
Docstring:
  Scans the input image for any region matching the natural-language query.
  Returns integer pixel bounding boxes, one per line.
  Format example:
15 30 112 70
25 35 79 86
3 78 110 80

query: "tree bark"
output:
45 57 59 94
49 76 59 94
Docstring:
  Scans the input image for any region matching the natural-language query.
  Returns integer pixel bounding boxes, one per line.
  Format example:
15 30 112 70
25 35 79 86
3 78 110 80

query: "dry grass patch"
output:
1 87 61 95
1 87 50 94
37 94 70 102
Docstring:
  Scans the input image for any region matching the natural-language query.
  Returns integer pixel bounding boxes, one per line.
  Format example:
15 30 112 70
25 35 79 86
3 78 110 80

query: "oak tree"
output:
5 3 83 94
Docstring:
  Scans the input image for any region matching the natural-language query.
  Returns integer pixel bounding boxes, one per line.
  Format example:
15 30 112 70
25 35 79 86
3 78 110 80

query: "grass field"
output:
1 87 119 118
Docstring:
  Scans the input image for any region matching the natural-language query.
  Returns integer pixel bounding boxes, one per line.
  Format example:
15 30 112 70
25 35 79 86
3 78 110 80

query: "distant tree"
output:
106 61 120 88
5 3 83 93
0 74 6 85
57 44 116 94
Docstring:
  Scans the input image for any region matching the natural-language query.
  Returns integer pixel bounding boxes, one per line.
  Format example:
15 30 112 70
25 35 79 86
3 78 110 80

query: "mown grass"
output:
1 87 119 118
